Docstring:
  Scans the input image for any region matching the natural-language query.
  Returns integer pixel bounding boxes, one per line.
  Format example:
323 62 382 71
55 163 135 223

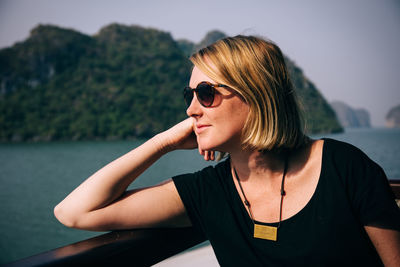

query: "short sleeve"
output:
172 173 204 238
172 165 218 240
341 142 400 230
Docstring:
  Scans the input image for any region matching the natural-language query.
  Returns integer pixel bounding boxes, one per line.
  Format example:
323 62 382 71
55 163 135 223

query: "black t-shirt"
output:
172 138 400 266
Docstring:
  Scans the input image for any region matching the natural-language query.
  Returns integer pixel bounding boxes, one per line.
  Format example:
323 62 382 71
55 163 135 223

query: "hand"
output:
158 118 215 161
198 147 215 161
158 118 198 151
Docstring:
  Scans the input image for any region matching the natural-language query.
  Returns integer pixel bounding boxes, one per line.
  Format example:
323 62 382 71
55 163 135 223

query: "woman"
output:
55 35 400 266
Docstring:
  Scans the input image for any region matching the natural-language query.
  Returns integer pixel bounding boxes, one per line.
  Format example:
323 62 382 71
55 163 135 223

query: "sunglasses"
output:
183 81 229 108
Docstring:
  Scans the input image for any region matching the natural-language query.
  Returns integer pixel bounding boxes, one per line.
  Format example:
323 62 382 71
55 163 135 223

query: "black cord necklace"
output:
233 156 288 241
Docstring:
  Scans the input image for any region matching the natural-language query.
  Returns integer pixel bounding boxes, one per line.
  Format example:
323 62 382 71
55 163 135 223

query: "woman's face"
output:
186 66 249 153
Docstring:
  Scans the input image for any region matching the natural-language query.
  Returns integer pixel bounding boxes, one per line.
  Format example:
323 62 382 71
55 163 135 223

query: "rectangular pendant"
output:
253 224 277 241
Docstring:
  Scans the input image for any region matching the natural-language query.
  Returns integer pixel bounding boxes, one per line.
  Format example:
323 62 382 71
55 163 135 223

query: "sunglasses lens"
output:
183 83 215 107
197 83 214 107
183 87 194 107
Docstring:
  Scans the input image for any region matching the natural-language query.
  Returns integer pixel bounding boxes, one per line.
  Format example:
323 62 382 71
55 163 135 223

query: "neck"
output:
229 148 288 182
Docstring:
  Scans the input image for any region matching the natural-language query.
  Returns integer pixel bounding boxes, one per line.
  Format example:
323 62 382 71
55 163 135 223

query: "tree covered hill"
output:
0 24 342 142
0 24 191 141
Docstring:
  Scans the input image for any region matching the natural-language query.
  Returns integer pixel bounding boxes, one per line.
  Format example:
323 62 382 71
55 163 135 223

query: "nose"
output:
186 93 202 117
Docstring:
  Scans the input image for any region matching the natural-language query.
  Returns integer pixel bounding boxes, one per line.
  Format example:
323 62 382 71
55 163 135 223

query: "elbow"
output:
54 204 99 230
54 203 79 229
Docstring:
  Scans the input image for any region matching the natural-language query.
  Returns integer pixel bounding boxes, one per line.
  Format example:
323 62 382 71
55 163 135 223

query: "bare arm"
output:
54 118 206 231
365 226 400 266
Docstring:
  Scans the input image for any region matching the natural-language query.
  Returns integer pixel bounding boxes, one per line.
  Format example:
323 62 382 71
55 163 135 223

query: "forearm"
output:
365 226 400 266
54 133 171 225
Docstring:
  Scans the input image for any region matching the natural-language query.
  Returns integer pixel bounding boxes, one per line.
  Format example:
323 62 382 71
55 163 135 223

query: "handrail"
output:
391 179 400 197
5 180 400 267
4 227 206 267
391 180 400 205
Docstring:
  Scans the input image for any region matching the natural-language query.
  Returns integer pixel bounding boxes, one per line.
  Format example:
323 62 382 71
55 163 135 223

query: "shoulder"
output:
198 159 231 177
322 138 366 157
320 140 399 229
320 138 388 194
172 159 231 189
171 159 233 223
195 159 231 181
321 138 390 195
321 138 380 170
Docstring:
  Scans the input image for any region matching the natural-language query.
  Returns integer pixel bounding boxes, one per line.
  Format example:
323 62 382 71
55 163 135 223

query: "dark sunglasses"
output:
183 81 229 108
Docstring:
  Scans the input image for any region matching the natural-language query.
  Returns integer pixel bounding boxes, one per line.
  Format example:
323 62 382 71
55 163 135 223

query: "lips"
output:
195 124 210 134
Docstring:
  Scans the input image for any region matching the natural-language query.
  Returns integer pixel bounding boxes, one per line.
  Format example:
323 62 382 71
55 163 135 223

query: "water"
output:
0 128 399 264
313 128 400 179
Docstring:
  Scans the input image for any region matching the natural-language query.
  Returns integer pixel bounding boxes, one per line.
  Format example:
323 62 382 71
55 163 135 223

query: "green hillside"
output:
285 57 342 133
0 24 342 142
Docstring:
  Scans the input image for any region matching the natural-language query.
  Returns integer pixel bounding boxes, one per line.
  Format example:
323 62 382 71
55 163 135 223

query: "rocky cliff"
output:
330 101 371 128
386 104 400 128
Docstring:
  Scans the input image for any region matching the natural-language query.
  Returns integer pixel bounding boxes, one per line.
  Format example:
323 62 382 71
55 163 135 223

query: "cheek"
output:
228 103 249 128
197 99 249 150
215 103 249 137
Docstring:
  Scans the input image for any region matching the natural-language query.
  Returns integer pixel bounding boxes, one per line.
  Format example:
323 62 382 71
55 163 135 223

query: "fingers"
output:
163 118 198 151
208 151 215 161
198 148 215 161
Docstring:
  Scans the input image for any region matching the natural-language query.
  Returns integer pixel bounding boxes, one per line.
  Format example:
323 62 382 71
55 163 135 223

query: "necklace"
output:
233 156 288 241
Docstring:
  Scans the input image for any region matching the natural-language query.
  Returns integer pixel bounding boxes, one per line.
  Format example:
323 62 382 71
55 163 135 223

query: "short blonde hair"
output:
190 35 305 152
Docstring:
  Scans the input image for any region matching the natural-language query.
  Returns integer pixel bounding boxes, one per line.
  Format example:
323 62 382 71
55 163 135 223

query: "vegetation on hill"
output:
285 58 342 133
0 24 190 141
0 24 342 142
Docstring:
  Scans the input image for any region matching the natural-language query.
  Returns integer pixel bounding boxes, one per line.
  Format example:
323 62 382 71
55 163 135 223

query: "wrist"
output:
151 132 174 154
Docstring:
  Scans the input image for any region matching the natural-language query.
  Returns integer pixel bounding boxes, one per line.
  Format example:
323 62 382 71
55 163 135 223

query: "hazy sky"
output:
1 0 399 126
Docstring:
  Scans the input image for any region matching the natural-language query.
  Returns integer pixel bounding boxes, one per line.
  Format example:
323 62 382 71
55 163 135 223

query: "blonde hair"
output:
190 35 305 152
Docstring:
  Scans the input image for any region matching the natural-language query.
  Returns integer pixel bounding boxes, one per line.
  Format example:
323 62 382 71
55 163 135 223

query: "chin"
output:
197 137 219 151
198 143 216 152
198 137 229 152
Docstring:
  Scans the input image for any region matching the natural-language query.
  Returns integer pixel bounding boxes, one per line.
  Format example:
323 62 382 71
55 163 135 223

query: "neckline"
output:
227 139 327 226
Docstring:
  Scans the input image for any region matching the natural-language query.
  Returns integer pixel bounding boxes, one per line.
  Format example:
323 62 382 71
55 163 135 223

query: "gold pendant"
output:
253 224 277 241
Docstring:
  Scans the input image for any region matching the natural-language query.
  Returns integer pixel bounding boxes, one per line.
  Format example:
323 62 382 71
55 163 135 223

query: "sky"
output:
0 0 399 126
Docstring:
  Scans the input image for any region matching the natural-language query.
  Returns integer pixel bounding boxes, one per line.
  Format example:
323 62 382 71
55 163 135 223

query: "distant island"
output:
386 104 400 128
330 101 371 128
0 24 342 142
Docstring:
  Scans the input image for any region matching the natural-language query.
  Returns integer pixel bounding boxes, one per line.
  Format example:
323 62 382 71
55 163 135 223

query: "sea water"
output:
0 127 399 264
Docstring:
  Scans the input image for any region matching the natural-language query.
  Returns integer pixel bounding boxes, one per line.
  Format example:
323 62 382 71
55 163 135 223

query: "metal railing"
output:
5 180 400 267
